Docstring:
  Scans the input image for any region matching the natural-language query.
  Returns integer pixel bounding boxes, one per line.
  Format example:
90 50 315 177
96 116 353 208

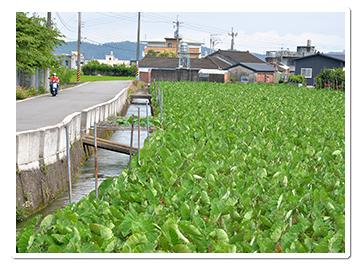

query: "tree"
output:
145 49 158 57
157 50 176 58
16 12 66 74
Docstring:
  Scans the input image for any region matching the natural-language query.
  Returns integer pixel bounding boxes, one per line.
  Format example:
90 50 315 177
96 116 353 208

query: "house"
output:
139 49 276 84
208 50 276 83
96 51 130 66
57 51 91 70
142 37 203 58
265 40 317 72
138 56 226 83
294 52 345 86
264 55 290 73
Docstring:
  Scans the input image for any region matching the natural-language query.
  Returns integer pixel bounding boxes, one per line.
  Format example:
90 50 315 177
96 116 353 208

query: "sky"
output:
33 7 347 55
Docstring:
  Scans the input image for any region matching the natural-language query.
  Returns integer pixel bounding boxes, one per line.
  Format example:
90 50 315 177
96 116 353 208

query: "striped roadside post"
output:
77 68 80 82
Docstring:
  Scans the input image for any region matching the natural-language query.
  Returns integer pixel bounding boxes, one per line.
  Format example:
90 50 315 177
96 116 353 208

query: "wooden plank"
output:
82 134 137 155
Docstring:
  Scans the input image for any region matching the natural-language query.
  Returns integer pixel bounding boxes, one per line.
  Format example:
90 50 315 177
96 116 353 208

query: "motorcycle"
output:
50 80 58 96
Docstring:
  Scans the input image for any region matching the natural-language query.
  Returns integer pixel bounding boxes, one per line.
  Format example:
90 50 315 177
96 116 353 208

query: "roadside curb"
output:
16 82 90 103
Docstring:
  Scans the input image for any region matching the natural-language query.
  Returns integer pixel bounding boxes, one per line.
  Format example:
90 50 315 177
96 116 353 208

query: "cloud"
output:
229 30 345 54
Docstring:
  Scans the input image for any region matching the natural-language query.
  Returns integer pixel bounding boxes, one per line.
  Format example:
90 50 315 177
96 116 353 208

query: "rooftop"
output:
294 52 345 62
141 37 204 45
139 56 219 69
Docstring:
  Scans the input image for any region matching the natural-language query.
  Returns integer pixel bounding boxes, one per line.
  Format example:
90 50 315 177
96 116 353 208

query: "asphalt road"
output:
16 80 131 132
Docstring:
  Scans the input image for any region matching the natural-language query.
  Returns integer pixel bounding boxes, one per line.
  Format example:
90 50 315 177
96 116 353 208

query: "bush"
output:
315 67 345 90
16 86 47 100
16 88 28 100
50 67 73 85
26 87 38 96
38 86 46 94
82 60 136 77
288 74 305 86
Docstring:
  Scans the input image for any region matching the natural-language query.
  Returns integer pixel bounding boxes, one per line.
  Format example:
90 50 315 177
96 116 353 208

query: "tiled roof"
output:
294 52 345 62
217 50 266 64
208 55 234 69
239 63 276 72
190 58 219 69
139 57 178 68
139 50 275 72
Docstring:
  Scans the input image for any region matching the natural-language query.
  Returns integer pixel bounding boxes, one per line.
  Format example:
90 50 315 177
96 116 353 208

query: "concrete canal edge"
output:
16 83 131 218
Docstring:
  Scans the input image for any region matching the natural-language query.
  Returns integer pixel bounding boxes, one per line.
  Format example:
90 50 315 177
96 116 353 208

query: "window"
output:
168 43 172 48
241 75 249 83
301 68 312 78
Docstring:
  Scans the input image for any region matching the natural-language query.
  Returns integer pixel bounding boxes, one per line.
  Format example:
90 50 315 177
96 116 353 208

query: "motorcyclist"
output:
49 73 60 94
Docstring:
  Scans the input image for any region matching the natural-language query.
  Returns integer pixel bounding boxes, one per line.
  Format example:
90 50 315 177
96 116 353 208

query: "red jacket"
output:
50 77 59 84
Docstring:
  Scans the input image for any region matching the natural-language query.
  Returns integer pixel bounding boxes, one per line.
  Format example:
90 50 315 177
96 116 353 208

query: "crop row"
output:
16 82 345 253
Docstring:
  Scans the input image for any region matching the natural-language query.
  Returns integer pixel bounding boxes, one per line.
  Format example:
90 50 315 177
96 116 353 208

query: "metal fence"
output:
16 69 45 90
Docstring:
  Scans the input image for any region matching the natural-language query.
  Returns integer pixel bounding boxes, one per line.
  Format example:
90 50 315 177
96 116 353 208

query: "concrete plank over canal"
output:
16 80 132 132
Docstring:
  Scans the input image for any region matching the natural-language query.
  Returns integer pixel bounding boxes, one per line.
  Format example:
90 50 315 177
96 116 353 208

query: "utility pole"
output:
174 16 182 58
210 34 221 54
136 12 141 80
47 12 51 29
77 12 81 83
210 35 212 55
45 12 51 90
228 27 237 51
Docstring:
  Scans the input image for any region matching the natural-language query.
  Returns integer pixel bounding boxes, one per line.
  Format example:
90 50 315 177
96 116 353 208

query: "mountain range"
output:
53 41 343 63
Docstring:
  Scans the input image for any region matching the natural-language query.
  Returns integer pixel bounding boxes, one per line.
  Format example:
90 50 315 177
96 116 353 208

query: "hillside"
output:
54 41 147 61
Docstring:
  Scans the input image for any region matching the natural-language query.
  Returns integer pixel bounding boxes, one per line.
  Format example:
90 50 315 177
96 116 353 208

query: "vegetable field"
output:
16 82 345 254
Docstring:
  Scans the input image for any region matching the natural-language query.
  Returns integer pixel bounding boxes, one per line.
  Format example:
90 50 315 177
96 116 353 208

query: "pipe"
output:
65 126 72 204
129 115 135 171
146 100 150 142
138 107 141 160
94 123 98 198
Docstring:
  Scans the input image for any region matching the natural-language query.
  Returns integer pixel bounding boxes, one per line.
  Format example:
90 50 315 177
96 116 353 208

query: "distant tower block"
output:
179 42 190 69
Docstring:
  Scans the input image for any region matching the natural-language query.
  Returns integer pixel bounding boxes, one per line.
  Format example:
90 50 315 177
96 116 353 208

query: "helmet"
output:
53 73 56 77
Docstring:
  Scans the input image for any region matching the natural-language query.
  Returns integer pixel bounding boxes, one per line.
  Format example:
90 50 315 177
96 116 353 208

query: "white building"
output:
96 51 130 66
57 51 91 70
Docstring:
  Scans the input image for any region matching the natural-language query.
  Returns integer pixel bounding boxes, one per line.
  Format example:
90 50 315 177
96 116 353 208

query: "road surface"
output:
16 80 131 132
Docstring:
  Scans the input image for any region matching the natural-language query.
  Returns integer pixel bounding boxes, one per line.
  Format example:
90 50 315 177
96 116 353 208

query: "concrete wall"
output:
228 65 257 83
150 68 226 83
150 69 178 82
228 65 275 84
16 85 129 213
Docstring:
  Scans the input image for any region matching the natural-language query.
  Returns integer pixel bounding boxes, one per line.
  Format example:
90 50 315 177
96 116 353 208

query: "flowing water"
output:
16 96 151 231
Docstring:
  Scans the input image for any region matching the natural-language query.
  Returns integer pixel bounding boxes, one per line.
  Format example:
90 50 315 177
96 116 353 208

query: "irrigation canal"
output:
16 95 151 231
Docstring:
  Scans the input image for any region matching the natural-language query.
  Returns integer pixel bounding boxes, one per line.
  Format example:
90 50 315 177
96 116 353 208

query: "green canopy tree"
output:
157 50 176 58
16 12 66 74
145 49 158 57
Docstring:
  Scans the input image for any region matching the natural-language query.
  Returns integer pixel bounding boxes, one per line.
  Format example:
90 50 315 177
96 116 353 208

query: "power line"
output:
83 12 137 27
83 27 136 42
55 12 77 31
83 38 138 53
